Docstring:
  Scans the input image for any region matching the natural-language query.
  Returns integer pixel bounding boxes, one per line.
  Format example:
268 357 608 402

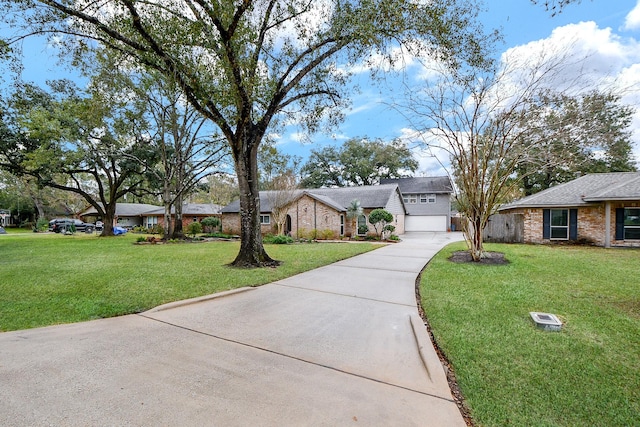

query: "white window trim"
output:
623 208 640 240
260 214 270 225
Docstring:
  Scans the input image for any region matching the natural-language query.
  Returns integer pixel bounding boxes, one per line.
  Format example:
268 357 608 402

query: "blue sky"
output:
6 0 640 176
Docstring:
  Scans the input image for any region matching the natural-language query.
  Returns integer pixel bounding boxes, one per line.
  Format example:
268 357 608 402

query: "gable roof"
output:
144 203 222 216
500 172 640 210
81 203 161 217
221 184 404 213
380 176 453 194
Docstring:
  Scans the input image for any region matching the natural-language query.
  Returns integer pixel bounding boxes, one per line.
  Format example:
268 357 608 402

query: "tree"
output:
129 68 230 239
405 49 587 261
368 208 393 239
301 138 418 188
265 172 299 236
515 91 636 195
4 0 492 266
346 199 363 238
0 81 157 236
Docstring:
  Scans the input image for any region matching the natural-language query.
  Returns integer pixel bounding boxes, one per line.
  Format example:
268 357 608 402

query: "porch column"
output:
605 201 611 248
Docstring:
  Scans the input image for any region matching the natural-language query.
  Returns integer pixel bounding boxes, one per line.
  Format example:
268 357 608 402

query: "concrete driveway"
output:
0 232 465 426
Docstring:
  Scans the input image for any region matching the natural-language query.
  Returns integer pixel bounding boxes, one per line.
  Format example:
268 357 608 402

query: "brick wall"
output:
507 202 640 247
221 194 394 239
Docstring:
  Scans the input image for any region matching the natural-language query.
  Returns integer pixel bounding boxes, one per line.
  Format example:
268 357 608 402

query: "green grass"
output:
0 231 379 332
420 242 639 427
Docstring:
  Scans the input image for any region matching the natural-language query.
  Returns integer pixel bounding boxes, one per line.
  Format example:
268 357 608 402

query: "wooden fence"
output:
483 213 524 243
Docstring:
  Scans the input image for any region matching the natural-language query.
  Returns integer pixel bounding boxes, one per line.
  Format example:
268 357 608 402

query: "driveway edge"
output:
144 287 256 313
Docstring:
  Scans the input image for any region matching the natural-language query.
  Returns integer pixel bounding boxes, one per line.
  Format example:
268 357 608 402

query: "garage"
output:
405 215 448 232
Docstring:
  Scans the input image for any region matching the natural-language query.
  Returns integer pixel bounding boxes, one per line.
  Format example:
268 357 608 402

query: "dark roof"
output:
144 203 222 216
221 184 403 213
500 172 640 210
380 176 453 193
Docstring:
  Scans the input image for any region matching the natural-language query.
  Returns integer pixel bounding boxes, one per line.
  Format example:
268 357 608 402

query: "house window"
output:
260 215 270 225
550 209 569 240
404 195 417 204
420 194 427 203
623 208 640 240
340 214 344 236
357 214 368 235
146 216 158 228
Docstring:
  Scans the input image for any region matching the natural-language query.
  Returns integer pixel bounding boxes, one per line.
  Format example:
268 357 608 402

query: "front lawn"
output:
0 232 379 332
420 242 639 427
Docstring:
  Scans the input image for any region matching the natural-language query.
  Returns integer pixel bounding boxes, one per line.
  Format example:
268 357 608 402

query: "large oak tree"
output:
3 0 492 266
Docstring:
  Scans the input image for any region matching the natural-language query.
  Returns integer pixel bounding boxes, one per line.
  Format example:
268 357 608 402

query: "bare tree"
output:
265 173 299 236
405 50 587 260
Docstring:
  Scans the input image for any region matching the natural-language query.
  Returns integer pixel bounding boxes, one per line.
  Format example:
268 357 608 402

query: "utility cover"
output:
529 312 563 331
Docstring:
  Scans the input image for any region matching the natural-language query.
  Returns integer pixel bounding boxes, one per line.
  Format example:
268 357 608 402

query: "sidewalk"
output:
0 232 465 426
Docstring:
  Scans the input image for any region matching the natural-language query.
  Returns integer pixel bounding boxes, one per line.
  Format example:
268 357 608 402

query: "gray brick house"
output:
221 184 406 238
499 172 640 247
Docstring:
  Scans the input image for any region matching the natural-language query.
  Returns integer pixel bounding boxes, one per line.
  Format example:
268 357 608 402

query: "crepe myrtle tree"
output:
2 0 494 266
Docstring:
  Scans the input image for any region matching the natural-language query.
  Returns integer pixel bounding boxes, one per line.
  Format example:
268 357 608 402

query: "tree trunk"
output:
231 136 277 268
100 202 117 237
172 192 184 239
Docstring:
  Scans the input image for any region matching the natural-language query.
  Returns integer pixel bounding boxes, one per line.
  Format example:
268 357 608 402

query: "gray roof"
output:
144 203 222 216
81 203 161 217
380 176 453 194
221 184 403 213
500 172 640 210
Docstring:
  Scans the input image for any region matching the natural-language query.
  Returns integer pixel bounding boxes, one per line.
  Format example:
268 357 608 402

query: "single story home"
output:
380 176 453 232
142 203 223 229
221 184 406 238
499 172 640 248
80 203 222 230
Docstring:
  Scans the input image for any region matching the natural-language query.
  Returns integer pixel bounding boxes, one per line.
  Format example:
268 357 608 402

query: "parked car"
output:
49 218 95 233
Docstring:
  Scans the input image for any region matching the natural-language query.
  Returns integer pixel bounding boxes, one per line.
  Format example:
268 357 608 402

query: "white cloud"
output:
500 21 640 166
624 1 640 31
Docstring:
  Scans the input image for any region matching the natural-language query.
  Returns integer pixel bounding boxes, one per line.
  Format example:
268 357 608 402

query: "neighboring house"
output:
81 202 222 229
380 176 453 232
499 172 640 248
221 184 406 238
80 203 162 229
143 203 222 229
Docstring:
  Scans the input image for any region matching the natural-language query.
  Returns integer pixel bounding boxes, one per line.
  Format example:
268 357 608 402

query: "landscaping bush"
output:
186 221 203 237
201 216 221 233
319 229 336 240
264 234 294 244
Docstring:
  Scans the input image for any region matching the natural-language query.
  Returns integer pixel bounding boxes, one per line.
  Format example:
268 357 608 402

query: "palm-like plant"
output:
346 199 363 238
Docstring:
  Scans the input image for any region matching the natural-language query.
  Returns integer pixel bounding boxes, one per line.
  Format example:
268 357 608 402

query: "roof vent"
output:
529 312 563 331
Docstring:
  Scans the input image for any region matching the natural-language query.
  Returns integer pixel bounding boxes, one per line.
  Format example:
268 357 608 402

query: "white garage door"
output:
405 216 447 232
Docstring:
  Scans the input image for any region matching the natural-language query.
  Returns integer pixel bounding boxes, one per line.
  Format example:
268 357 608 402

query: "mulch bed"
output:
448 250 509 265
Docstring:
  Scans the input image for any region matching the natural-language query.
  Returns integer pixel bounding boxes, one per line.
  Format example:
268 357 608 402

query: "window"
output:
550 209 569 240
146 216 158 228
357 214 368 235
404 194 417 204
624 208 640 240
260 215 270 225
340 214 345 236
420 194 427 203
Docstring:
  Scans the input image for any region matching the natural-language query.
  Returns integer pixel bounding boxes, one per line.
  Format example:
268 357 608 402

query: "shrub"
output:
35 218 49 232
201 217 221 233
357 224 369 235
320 229 336 240
149 225 164 235
265 234 294 244
186 221 203 237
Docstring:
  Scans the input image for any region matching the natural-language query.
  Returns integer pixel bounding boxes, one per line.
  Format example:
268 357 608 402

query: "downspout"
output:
605 201 611 248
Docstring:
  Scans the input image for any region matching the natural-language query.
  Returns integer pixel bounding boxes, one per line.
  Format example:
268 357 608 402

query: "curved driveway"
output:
0 232 465 426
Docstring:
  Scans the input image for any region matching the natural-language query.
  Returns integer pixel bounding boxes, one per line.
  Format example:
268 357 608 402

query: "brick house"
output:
221 184 406 238
499 172 640 248
81 203 222 230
